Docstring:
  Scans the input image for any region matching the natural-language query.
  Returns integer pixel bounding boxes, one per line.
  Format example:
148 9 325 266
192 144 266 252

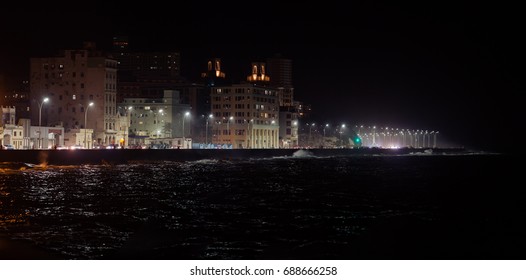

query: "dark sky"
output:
0 2 521 152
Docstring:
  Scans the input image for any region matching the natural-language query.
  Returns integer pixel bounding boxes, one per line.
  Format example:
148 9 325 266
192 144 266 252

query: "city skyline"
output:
0 3 520 151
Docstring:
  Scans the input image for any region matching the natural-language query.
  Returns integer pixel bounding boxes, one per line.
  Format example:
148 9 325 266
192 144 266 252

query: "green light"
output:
355 138 361 142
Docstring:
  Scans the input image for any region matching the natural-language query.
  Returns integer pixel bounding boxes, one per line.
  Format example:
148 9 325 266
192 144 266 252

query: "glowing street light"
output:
125 106 133 148
309 123 315 146
339 124 346 145
182 111 190 148
38 97 49 149
205 114 213 146
84 102 94 149
226 116 234 145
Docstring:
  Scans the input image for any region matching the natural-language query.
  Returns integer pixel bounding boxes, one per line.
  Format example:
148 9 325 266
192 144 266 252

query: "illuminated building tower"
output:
247 62 270 84
30 42 118 147
201 58 226 87
112 35 129 52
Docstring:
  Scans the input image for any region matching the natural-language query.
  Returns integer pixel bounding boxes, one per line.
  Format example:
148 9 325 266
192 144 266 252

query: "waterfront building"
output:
119 90 192 141
30 42 118 148
210 83 279 149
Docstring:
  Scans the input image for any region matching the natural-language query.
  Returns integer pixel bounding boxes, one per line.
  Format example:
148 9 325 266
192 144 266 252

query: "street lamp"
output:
157 109 164 138
182 111 190 148
309 123 315 147
226 116 234 145
38 97 49 149
248 119 254 148
125 106 132 148
339 124 346 146
84 102 94 149
373 125 376 147
205 114 213 146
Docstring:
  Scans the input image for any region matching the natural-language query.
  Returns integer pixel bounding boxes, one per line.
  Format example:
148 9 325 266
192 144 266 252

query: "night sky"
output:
0 3 521 152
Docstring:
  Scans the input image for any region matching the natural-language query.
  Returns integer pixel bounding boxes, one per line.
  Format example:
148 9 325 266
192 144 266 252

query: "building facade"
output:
210 84 280 149
119 90 191 139
267 56 294 106
279 108 299 148
29 44 118 147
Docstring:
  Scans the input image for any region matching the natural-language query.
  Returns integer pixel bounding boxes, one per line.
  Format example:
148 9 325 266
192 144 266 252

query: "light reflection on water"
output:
0 154 523 259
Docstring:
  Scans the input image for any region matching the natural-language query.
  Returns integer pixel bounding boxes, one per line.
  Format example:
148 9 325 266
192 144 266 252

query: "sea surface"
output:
1 151 524 259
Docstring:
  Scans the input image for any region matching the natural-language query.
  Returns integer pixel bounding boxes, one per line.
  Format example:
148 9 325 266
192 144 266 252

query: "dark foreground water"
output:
1 152 524 259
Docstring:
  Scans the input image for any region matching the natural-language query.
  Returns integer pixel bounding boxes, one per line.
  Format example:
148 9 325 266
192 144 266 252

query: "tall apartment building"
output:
267 56 294 106
112 36 209 140
30 43 118 146
210 84 279 149
112 36 181 79
267 56 299 146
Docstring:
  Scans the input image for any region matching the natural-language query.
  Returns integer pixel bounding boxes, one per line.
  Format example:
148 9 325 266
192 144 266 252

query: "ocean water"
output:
1 152 524 259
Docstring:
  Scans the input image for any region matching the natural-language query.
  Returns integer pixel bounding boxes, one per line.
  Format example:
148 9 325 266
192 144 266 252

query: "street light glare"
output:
89 102 94 106
43 97 49 103
185 112 190 116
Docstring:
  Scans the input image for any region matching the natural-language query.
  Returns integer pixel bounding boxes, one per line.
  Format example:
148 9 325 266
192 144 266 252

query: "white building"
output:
119 90 192 139
29 126 65 149
1 124 24 149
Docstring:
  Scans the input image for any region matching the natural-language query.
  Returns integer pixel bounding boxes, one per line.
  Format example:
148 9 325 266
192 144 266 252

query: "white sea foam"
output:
292 149 315 158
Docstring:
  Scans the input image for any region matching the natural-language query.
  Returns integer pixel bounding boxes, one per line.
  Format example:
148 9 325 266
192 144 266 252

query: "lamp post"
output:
248 119 254 148
309 123 315 147
205 114 213 146
226 116 234 146
125 106 132 148
323 123 329 147
292 120 298 148
84 102 94 149
339 124 346 146
182 111 190 148
38 97 49 149
372 126 376 146
157 109 164 138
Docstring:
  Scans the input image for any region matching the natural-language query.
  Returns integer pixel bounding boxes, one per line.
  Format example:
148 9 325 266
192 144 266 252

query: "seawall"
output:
0 147 467 166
